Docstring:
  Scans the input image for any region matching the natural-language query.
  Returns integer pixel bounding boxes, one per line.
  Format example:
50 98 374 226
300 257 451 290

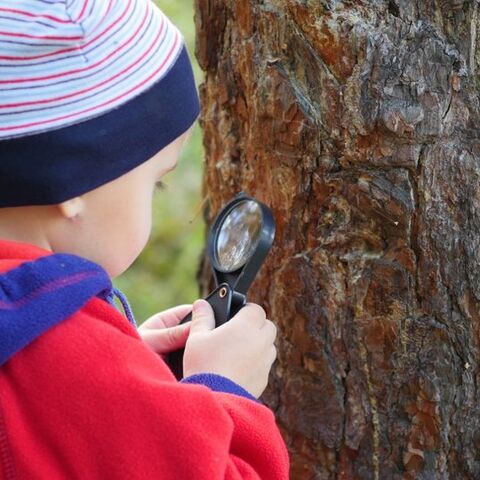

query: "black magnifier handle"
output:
168 283 235 380
168 192 273 380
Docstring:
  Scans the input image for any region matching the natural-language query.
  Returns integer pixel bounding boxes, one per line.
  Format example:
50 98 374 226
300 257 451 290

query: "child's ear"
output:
57 197 84 220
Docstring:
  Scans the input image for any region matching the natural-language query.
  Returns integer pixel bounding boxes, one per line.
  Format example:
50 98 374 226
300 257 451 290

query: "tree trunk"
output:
194 1 480 478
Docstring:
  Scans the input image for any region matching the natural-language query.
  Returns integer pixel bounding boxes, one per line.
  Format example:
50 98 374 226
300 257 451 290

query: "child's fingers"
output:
141 323 191 354
140 304 192 330
188 300 215 336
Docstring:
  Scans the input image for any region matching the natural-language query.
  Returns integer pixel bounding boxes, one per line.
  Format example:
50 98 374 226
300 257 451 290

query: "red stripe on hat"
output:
75 0 90 23
0 7 71 24
0 2 152 86
0 0 124 61
0 32 180 132
0 31 83 41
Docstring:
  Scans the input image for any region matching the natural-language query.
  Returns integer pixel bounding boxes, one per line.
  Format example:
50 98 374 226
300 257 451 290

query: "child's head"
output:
0 0 200 278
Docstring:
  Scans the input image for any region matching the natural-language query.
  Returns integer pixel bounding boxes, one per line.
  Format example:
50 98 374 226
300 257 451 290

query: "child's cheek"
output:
136 213 152 256
107 200 152 278
130 199 153 258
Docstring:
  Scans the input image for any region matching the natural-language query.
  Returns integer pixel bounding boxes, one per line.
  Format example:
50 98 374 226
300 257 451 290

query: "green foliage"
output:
113 0 205 323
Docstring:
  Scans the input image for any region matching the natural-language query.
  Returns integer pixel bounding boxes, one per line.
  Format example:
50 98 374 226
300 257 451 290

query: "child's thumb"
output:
189 299 215 335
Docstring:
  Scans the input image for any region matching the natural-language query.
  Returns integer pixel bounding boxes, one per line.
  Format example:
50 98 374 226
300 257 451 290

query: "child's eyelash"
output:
155 180 168 191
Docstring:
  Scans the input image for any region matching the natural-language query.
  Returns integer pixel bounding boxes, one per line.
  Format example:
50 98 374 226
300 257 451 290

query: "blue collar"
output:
0 253 135 366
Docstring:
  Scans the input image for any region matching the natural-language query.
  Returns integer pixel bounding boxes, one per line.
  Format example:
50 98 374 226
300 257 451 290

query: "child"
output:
0 1 289 478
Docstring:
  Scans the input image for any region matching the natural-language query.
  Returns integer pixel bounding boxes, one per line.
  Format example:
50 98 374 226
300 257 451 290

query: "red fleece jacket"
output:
0 240 289 479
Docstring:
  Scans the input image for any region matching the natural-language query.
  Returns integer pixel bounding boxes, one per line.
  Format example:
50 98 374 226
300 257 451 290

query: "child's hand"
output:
183 299 278 398
138 305 192 360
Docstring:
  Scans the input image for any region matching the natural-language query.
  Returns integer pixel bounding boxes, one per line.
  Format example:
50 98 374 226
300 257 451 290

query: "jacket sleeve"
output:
5 304 289 479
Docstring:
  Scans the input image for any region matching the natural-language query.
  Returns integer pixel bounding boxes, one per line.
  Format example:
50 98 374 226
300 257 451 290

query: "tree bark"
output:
194 1 480 478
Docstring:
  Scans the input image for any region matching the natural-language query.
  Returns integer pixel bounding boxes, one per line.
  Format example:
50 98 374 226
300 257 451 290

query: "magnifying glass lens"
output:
216 200 263 271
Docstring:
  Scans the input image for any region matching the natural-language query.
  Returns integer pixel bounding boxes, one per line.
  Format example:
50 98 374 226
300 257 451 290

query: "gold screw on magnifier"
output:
219 287 228 298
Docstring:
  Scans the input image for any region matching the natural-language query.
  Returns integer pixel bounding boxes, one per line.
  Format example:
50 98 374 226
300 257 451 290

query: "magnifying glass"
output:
168 192 275 379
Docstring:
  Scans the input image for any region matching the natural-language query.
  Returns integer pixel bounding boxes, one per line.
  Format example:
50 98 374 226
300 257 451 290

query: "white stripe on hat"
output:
0 0 184 140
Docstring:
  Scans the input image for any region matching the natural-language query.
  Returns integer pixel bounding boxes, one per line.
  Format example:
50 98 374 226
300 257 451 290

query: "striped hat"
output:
0 0 200 207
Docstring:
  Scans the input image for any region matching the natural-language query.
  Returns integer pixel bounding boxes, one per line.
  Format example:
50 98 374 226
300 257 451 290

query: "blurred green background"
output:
113 0 205 323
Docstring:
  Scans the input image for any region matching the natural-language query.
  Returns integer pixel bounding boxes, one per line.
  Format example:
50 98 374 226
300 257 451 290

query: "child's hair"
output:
0 0 199 208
